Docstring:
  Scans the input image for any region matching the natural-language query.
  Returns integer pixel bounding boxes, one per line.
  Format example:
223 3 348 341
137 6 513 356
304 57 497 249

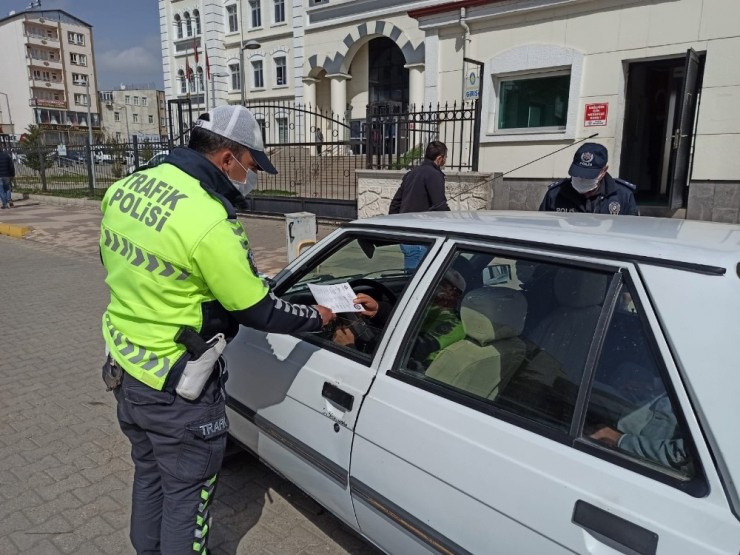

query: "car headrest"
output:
460 287 527 344
553 268 608 308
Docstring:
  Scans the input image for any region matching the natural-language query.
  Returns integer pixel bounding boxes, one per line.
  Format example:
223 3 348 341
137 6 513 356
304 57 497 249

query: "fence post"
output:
472 98 482 172
133 135 140 169
365 108 372 170
85 136 94 196
38 141 47 192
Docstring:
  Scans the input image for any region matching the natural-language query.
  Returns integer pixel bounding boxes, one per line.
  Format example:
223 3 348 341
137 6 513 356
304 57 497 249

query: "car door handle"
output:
322 382 354 412
572 500 658 555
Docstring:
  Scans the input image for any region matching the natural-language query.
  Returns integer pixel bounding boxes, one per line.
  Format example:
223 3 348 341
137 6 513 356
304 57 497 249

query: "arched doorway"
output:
368 37 409 106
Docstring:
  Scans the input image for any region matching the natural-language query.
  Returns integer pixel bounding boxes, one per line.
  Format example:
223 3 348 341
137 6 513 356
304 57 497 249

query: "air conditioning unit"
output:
105 100 113 107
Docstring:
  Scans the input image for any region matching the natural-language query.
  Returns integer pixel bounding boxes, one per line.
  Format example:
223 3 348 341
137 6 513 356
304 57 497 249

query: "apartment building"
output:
99 88 168 143
0 7 101 144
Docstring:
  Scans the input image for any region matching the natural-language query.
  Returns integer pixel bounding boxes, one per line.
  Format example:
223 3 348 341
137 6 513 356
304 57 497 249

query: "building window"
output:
116 132 122 142
252 60 264 88
67 31 84 45
133 113 139 123
74 93 88 106
496 71 570 132
178 70 187 94
160 117 166 127
174 14 183 39
197 67 205 92
193 9 201 35
70 53 87 66
141 97 148 107
230 63 241 91
72 73 88 86
249 0 262 28
125 95 131 105
133 96 140 106
184 12 193 37
148 115 154 124
226 5 238 33
273 0 285 23
274 56 287 86
276 116 288 143
114 112 120 122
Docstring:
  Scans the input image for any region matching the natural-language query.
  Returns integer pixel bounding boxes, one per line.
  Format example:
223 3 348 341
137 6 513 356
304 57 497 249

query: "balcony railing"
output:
27 56 63 70
25 33 59 45
30 79 65 90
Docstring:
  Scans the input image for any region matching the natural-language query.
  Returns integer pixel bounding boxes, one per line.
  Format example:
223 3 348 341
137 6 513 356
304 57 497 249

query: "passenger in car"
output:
335 269 467 363
590 393 689 473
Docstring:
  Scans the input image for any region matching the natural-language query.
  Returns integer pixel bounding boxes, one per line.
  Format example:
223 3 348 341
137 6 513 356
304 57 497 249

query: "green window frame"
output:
496 71 570 133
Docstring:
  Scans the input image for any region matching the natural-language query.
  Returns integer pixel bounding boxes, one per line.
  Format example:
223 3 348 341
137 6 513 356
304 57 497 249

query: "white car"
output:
126 151 169 176
224 211 740 555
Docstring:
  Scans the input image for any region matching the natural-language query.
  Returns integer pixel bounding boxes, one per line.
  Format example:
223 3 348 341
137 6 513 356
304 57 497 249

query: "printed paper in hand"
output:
308 282 363 313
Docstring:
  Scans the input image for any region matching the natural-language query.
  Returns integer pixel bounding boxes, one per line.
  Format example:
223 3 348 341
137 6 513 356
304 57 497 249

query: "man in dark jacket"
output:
0 146 15 209
389 140 449 269
539 143 639 215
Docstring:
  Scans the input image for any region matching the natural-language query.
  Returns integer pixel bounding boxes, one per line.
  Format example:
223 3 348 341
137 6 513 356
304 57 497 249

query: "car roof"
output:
353 211 740 275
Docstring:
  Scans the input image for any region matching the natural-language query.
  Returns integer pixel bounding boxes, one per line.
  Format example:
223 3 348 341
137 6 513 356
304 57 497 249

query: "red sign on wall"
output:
584 103 608 126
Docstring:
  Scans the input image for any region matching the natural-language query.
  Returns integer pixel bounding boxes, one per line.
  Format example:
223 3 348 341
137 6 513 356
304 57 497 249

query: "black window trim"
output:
271 229 438 367
386 243 709 496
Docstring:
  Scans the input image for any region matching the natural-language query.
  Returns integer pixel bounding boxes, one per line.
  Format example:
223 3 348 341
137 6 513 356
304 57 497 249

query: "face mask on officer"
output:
226 154 258 196
571 176 600 194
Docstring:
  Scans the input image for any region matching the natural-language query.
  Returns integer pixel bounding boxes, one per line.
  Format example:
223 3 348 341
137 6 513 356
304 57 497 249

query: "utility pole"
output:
86 81 96 191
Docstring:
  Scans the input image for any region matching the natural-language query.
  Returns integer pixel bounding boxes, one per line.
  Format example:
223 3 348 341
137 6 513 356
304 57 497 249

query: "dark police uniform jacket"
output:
539 173 639 215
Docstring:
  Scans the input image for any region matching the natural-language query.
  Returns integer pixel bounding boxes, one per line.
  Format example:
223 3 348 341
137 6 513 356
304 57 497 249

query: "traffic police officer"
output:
539 142 639 215
100 105 334 554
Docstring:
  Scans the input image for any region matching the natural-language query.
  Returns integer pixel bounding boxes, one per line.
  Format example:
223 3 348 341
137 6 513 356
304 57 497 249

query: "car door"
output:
224 228 443 530
350 239 740 554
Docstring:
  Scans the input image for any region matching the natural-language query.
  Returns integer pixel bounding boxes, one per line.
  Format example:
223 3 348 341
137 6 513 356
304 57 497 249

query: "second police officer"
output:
539 142 639 215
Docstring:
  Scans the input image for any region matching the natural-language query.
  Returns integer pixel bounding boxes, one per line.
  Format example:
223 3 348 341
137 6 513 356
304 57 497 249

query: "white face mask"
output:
228 156 258 196
571 176 600 194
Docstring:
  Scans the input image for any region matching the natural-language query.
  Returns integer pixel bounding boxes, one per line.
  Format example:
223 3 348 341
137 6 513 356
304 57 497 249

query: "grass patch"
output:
15 187 107 200
252 189 298 197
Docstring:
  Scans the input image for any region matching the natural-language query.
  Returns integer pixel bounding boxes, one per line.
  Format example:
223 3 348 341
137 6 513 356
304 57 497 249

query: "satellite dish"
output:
9 10 16 16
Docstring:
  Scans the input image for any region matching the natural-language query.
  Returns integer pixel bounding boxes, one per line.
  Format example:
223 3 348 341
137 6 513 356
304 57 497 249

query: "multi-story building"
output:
0 6 101 144
99 87 168 143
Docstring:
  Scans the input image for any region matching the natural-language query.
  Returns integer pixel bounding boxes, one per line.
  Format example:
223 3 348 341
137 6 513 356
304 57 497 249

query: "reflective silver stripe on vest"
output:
103 228 190 280
105 315 172 377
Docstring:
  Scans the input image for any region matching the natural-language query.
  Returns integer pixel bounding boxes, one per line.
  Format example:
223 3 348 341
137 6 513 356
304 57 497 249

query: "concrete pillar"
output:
328 73 350 145
406 63 425 111
302 77 318 111
302 78 319 155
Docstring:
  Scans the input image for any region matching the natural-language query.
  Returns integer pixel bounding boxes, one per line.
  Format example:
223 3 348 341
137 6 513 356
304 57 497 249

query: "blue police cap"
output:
568 142 608 179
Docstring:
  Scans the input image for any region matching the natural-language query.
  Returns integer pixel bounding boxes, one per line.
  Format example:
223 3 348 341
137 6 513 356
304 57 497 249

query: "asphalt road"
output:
0 233 377 554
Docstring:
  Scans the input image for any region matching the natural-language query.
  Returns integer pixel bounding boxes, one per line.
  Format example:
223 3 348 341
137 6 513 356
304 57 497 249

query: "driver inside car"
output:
334 269 467 364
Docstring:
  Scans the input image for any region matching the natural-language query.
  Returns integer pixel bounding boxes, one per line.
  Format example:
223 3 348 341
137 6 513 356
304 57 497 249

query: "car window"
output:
582 280 696 479
279 234 432 363
397 249 612 433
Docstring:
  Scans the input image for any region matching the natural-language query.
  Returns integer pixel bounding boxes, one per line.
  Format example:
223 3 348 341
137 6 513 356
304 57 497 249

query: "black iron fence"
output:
365 100 481 172
6 137 170 197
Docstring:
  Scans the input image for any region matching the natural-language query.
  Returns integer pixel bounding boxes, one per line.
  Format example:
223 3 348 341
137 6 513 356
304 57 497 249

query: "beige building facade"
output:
0 8 101 144
99 88 168 143
413 0 740 221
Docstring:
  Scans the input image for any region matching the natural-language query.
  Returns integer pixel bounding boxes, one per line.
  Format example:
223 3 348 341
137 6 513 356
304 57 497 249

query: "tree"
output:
140 139 154 165
20 125 54 178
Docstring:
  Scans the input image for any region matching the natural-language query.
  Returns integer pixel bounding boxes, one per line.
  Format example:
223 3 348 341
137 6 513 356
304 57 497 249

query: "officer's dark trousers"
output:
115 370 228 554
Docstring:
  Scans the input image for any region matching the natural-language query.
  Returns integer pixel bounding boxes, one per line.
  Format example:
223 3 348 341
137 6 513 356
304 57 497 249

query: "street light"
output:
210 72 229 110
240 39 261 106
0 91 14 137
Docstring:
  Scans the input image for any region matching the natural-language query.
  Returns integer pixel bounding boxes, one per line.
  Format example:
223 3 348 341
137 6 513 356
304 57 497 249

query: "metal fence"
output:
6 138 171 196
365 100 481 172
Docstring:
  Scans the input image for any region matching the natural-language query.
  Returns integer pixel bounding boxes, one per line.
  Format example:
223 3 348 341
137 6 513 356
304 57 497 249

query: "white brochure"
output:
308 282 363 313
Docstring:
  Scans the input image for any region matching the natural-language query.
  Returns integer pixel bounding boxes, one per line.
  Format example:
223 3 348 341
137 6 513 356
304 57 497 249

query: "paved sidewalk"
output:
0 200 377 554
0 196 338 276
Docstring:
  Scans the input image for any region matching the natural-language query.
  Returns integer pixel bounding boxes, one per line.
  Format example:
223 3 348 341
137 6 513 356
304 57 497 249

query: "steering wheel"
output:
348 278 397 305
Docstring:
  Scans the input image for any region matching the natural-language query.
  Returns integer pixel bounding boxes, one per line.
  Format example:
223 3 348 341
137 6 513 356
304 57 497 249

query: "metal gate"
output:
242 100 363 220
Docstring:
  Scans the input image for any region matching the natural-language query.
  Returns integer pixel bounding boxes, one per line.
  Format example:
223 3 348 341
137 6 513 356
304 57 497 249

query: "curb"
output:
0 222 33 238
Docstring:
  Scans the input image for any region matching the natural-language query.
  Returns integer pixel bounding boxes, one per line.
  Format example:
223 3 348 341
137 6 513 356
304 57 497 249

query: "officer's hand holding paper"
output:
308 282 364 313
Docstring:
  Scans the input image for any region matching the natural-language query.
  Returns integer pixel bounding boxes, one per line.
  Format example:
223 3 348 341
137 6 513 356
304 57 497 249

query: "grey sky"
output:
5 0 164 90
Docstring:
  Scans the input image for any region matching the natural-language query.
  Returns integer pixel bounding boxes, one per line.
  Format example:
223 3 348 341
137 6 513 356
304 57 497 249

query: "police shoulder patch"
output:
615 177 637 191
548 178 570 190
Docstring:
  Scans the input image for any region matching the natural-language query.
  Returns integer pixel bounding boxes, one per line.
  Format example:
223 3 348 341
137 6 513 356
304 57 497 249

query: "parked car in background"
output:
93 148 112 164
125 151 169 176
223 211 740 555
56 150 88 167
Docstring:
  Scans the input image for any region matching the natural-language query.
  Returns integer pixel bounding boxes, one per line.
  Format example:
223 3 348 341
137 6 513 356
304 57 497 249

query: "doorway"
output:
620 50 704 209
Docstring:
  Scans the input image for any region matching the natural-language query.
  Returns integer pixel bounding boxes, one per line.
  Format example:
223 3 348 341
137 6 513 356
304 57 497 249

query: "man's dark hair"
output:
425 140 447 161
188 126 248 157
